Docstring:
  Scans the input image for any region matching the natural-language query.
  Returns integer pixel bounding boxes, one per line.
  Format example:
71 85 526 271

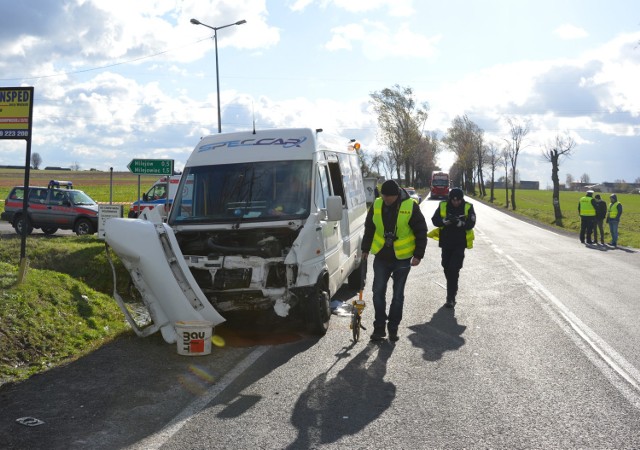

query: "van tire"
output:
307 279 331 335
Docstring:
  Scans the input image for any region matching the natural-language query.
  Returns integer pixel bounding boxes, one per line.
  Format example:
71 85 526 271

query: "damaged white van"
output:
106 128 367 339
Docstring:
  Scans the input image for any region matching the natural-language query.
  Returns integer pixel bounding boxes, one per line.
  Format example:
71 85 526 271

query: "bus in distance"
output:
430 172 450 199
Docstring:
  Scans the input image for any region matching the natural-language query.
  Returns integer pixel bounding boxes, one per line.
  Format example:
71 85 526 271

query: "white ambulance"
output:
128 175 182 218
105 128 367 341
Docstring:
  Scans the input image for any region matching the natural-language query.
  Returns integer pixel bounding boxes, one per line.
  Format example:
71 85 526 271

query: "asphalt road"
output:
2 199 640 449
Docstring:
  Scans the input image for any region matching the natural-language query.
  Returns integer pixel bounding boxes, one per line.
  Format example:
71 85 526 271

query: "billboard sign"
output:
0 87 33 140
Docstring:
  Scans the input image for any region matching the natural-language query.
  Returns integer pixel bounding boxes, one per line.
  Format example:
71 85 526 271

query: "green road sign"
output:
127 159 173 175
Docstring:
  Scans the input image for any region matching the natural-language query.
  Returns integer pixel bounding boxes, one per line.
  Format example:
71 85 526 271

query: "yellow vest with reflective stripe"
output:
608 201 620 219
579 196 596 216
370 198 415 259
439 202 475 249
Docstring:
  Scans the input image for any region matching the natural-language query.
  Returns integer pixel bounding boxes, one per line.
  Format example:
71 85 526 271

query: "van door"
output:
315 160 341 289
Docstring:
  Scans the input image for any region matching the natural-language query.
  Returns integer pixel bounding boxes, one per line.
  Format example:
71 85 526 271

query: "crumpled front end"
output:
104 217 225 344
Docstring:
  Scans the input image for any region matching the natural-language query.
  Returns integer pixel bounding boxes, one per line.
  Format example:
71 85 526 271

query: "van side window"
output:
315 165 331 209
327 161 345 205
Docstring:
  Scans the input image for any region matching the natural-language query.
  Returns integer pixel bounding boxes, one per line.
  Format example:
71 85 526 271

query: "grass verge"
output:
0 235 133 386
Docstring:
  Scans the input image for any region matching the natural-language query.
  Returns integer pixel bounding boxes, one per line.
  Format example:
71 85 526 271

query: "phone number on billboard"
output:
0 130 29 137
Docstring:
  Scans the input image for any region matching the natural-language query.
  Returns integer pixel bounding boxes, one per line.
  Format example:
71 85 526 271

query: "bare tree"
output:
542 133 576 226
71 161 81 171
474 129 487 197
565 173 573 189
370 85 429 183
486 143 500 202
504 117 530 210
442 115 480 194
580 173 590 184
31 152 42 169
501 146 510 208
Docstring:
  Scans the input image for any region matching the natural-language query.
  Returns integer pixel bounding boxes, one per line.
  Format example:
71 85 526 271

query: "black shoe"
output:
388 327 399 342
370 327 386 341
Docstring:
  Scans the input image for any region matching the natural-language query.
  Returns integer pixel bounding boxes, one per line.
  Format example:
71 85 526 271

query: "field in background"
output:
474 188 639 248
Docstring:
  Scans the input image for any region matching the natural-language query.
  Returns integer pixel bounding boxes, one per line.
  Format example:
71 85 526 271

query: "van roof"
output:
186 128 358 167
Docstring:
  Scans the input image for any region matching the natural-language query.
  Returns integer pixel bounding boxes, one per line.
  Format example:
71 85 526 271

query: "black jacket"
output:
431 200 476 248
361 189 428 260
594 199 607 220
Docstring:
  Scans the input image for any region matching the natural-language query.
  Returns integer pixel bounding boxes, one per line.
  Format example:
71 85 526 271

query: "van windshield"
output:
169 160 312 224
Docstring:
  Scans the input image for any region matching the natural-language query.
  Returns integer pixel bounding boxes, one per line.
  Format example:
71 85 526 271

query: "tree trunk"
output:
551 156 563 226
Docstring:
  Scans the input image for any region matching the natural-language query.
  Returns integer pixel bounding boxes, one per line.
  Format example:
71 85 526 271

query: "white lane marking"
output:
488 239 640 409
127 346 270 450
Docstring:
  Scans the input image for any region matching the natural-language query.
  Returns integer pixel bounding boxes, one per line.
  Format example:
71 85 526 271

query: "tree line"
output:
359 84 583 225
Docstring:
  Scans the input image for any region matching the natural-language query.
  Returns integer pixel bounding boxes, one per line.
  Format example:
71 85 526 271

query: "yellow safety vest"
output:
579 196 596 216
608 201 620 219
427 202 475 249
370 198 415 259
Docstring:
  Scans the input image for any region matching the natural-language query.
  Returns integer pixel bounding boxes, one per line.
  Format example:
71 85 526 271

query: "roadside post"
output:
0 87 34 283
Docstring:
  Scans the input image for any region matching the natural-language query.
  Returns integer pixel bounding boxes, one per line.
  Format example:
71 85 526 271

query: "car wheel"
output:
14 216 33 236
41 227 58 235
75 218 94 235
127 210 138 218
306 278 331 335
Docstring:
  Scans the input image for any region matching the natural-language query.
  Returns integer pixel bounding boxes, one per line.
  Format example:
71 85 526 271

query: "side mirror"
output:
326 196 343 221
142 194 149 201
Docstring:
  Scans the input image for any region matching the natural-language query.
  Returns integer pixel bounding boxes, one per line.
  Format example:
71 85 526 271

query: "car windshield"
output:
169 160 312 224
68 190 97 205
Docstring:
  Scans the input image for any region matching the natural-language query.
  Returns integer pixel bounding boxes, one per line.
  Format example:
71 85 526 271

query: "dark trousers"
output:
441 246 465 302
371 257 411 332
594 219 605 243
579 216 595 243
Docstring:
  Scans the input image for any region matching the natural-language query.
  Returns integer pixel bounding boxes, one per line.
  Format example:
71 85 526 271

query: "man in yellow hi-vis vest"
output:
361 180 428 342
430 187 476 309
578 190 597 244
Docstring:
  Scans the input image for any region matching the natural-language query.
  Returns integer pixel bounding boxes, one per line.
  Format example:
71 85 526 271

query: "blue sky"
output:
1 0 639 187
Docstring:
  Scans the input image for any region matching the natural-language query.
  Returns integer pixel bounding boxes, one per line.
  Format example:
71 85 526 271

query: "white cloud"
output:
554 24 588 40
326 21 441 60
288 0 414 16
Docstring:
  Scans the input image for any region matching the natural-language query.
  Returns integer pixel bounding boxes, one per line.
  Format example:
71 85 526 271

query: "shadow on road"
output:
286 341 395 449
407 305 467 361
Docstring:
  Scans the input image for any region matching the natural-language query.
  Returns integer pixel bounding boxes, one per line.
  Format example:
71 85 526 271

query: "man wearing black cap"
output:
431 187 476 308
361 179 428 341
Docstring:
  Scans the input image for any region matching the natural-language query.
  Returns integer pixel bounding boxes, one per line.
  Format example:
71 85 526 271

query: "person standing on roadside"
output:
361 179 427 342
578 190 597 244
593 194 607 245
430 187 476 309
606 194 623 248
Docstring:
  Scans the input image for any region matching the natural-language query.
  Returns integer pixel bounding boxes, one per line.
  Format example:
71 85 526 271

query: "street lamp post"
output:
190 18 247 133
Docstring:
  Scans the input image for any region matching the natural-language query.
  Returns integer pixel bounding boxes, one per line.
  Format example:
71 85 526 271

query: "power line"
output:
0 37 212 82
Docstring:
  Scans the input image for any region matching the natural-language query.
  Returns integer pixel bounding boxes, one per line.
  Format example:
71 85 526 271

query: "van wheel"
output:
75 219 94 236
42 227 58 235
307 279 331 335
14 216 33 236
